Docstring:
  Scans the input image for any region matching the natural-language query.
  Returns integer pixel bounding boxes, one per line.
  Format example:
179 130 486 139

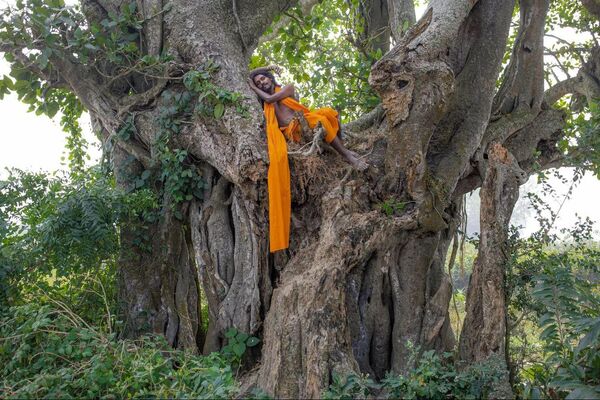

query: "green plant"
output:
0 166 158 308
377 198 407 217
322 372 376 400
522 264 600 399
122 60 248 207
321 344 505 400
183 61 249 118
380 350 505 400
247 386 273 399
221 327 260 367
506 196 600 399
0 301 239 398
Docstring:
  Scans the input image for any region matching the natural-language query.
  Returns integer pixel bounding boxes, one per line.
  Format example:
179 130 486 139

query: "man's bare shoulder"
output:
278 84 295 97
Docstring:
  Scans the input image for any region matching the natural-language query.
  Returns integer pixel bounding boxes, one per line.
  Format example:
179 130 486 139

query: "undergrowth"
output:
322 347 506 400
0 302 238 399
0 301 239 399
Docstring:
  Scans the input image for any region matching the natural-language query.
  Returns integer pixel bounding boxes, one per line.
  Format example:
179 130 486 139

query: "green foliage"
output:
322 346 506 400
505 203 600 399
322 372 375 400
1 0 246 205
0 166 239 398
381 350 506 400
547 0 598 44
559 101 600 179
247 386 273 400
530 267 599 394
0 166 158 307
377 198 407 216
0 302 239 399
58 92 88 176
0 0 147 176
0 0 167 80
253 0 381 121
117 60 247 207
516 256 600 399
221 327 260 367
182 60 249 119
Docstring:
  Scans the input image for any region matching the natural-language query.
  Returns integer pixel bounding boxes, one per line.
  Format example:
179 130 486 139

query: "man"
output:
247 65 367 253
248 66 366 169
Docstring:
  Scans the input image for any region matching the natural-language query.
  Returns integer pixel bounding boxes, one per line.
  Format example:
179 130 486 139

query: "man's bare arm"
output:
248 65 281 77
248 80 295 104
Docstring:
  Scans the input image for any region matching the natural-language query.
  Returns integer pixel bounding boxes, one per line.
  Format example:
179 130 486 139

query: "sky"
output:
0 3 599 239
0 85 101 176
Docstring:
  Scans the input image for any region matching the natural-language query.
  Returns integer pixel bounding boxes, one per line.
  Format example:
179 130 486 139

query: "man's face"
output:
253 74 273 93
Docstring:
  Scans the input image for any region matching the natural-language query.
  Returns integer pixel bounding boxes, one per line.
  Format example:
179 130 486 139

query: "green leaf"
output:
46 102 59 118
236 332 249 342
566 387 600 400
576 319 600 353
232 342 246 357
224 328 237 338
213 102 225 119
38 48 52 69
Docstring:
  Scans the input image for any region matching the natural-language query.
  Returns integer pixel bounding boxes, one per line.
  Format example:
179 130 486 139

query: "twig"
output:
97 276 113 336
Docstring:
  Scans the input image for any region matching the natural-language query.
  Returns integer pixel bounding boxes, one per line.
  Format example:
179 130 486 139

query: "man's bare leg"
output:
336 108 343 140
328 136 368 171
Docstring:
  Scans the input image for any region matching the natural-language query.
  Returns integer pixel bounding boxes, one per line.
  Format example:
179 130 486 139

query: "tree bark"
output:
458 143 525 397
387 0 416 42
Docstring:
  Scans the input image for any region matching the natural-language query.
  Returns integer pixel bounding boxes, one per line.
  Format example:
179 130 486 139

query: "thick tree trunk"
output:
80 0 534 394
458 143 525 397
458 2 551 389
256 163 458 397
79 0 288 353
256 0 515 395
362 0 391 54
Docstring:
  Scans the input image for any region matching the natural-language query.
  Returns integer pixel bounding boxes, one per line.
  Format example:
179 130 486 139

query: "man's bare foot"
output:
328 136 368 170
346 151 368 171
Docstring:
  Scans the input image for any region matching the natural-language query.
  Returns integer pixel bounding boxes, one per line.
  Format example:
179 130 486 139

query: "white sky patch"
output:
0 59 100 177
466 169 600 239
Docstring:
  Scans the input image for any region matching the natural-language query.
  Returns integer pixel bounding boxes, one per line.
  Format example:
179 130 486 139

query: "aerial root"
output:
288 122 325 157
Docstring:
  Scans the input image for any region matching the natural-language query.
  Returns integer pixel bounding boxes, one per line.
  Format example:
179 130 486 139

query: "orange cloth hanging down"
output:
263 90 340 252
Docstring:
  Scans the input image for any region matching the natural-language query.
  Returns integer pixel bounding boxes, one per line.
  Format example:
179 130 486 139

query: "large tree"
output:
1 0 598 397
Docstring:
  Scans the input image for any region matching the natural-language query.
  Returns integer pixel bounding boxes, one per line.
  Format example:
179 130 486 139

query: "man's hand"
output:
247 78 258 91
268 65 282 74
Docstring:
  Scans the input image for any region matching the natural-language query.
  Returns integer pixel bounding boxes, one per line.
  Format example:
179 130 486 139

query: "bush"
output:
506 220 600 399
0 167 158 309
0 302 239 399
322 346 506 400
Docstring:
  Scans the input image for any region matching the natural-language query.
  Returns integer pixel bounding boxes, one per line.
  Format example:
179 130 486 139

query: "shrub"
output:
0 302 239 398
322 346 506 400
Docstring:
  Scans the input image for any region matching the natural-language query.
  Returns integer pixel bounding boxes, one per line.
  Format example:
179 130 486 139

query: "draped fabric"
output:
263 88 339 252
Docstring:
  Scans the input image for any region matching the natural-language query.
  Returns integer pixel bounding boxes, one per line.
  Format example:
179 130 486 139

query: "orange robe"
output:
263 90 339 252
